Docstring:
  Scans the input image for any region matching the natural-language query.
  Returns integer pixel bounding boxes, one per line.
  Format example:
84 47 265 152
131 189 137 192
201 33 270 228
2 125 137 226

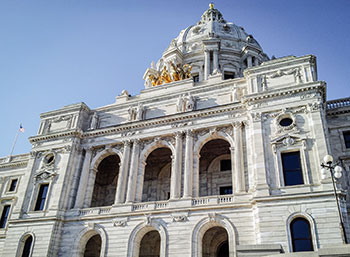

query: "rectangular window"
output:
0 205 11 228
343 131 350 148
8 179 18 192
281 152 304 186
220 159 231 171
34 184 49 211
193 74 199 82
224 72 235 80
219 186 232 195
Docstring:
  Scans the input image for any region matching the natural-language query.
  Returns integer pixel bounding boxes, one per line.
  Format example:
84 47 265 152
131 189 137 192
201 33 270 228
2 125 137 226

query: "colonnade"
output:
74 123 247 209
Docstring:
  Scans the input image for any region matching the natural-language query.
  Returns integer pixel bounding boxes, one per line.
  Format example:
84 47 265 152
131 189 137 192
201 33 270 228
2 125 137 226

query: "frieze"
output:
172 213 188 222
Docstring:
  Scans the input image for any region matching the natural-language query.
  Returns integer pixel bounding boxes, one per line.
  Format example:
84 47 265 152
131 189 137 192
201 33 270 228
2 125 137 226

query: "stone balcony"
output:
66 194 253 219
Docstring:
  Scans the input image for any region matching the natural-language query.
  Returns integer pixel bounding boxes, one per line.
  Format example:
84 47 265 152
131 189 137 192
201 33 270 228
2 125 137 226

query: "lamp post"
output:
321 154 348 244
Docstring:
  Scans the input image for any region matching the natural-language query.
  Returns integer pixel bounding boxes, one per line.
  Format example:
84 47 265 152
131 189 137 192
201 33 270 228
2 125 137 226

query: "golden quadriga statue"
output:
149 62 192 87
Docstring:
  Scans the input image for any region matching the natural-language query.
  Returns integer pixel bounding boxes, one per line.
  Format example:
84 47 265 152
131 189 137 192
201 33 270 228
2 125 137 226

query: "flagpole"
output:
9 128 20 158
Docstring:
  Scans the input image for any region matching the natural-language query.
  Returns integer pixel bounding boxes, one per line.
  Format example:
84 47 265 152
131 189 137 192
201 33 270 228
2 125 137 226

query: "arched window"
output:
290 218 313 252
142 147 172 202
202 226 229 257
21 235 33 257
91 154 120 207
139 230 160 257
83 234 102 257
199 139 232 197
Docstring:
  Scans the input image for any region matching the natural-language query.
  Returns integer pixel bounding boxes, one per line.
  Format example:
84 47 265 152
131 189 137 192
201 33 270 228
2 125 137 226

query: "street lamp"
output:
321 154 348 244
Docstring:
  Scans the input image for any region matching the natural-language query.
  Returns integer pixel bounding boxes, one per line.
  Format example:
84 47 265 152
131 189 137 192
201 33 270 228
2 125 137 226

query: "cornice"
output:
242 82 326 104
40 102 90 119
29 130 83 143
0 161 28 170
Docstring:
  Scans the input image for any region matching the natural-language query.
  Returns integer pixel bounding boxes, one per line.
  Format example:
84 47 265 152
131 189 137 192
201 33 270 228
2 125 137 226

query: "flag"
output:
19 124 24 133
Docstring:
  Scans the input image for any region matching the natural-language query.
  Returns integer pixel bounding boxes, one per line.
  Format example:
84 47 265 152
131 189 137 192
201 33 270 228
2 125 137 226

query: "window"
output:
193 74 199 82
0 205 11 228
34 184 49 211
290 218 313 252
21 236 33 257
8 179 18 192
220 159 231 171
281 152 304 186
224 72 235 80
343 131 350 148
219 186 232 195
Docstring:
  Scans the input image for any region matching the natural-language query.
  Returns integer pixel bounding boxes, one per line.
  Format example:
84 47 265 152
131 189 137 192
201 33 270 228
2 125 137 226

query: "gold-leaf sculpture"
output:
148 62 192 87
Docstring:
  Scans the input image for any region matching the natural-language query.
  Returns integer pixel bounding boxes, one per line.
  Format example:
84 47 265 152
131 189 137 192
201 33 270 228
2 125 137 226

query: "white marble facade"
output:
1 5 350 257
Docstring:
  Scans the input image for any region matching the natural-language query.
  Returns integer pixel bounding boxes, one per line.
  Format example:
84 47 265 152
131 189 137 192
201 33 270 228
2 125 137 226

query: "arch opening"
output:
142 147 172 202
139 230 161 257
199 139 232 197
91 154 120 207
202 226 229 257
290 217 314 252
83 234 102 257
20 235 33 257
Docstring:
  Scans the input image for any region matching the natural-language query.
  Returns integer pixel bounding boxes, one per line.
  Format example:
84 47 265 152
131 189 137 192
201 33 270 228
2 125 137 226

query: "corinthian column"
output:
183 130 194 198
125 140 140 203
213 49 219 72
204 50 210 80
170 132 183 199
233 122 244 193
114 141 131 204
74 148 92 209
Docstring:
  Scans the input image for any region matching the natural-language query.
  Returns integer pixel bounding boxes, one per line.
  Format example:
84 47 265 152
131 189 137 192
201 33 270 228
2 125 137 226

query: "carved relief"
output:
268 67 303 84
128 104 145 121
49 115 73 132
89 112 99 130
176 93 196 112
113 218 128 227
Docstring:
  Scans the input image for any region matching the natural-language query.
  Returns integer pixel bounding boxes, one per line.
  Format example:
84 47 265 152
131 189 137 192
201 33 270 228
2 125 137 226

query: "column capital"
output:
232 121 243 128
185 129 195 138
123 140 132 146
132 139 140 145
229 147 235 152
174 131 183 138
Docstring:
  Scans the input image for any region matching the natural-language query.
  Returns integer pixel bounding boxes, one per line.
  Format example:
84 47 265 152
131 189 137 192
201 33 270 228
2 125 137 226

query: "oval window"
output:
44 153 55 165
279 118 293 127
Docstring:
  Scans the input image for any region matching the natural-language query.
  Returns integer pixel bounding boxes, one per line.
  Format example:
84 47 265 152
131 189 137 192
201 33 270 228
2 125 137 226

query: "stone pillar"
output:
170 132 183 199
249 113 269 196
183 130 194 198
125 140 140 203
247 56 253 68
204 50 210 80
213 50 219 72
74 148 92 209
233 122 245 193
230 147 235 193
83 168 97 208
114 141 131 204
254 57 259 66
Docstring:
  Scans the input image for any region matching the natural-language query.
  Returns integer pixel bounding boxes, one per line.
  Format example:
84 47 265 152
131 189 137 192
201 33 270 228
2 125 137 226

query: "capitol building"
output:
1 4 350 257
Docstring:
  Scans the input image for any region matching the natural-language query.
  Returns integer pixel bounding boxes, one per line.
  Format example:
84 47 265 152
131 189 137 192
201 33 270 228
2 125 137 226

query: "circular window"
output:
279 118 293 127
43 153 55 166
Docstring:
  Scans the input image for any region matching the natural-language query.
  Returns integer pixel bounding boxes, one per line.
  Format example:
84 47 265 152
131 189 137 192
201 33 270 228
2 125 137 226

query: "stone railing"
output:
327 97 350 110
75 195 242 218
192 195 235 206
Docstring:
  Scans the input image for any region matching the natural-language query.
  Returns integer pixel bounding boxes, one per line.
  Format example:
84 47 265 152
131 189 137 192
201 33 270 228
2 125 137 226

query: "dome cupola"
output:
143 3 269 88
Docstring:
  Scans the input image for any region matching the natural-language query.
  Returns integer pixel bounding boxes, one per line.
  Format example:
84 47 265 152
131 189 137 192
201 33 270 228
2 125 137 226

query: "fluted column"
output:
170 132 183 199
74 148 92 209
213 50 219 72
125 140 140 203
204 50 210 80
83 168 97 208
114 141 131 204
183 130 194 198
233 122 245 193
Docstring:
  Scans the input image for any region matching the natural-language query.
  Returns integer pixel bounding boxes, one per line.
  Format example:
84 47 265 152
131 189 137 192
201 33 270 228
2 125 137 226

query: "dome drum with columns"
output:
1 4 350 257
144 4 269 88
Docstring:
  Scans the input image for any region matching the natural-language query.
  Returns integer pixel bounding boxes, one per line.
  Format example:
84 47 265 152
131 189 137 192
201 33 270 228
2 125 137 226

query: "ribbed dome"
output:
144 4 269 88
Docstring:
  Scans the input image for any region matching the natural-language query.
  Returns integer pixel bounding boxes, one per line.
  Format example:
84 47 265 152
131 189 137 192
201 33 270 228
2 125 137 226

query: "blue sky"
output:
1 0 349 157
